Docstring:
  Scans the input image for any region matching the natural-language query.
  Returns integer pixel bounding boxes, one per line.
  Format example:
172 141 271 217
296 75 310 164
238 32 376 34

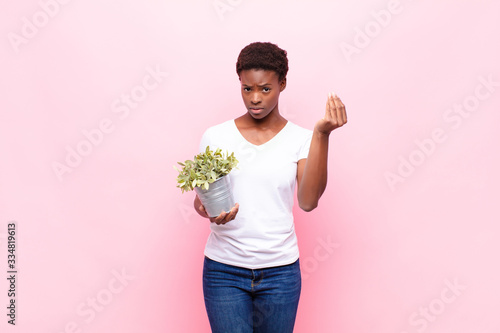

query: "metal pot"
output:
194 175 235 217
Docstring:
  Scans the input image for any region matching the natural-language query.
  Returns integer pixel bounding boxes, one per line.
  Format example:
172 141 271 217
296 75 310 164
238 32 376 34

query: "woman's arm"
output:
297 92 347 211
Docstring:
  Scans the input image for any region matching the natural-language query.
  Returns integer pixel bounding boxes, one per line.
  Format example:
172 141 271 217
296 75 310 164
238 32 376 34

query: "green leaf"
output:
175 145 238 192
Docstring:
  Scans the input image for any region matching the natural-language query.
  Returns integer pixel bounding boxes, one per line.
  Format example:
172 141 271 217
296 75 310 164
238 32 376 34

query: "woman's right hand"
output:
194 195 239 225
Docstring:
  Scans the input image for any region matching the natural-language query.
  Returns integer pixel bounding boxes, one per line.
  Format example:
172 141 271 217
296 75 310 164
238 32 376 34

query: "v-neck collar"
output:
232 119 290 147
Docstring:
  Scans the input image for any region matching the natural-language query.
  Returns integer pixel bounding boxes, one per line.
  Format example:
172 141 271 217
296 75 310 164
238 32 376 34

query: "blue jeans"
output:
203 256 301 333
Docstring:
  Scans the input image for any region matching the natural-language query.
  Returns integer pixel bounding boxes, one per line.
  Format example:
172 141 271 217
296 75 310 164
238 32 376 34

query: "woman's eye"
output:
263 87 270 92
243 87 251 92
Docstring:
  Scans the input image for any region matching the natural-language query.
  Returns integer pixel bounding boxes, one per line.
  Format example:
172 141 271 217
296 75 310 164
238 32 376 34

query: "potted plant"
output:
175 146 238 217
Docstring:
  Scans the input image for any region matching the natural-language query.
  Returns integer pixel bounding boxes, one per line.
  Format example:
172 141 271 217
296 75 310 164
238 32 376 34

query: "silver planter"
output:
194 175 235 217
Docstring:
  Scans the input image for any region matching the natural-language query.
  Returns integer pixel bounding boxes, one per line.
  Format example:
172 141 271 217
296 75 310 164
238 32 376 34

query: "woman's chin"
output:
248 109 270 120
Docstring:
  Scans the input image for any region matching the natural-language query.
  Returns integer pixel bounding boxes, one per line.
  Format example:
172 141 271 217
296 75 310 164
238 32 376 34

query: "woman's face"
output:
239 69 286 120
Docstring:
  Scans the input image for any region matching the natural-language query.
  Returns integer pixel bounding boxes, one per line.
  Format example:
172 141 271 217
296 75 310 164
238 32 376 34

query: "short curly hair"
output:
236 42 289 82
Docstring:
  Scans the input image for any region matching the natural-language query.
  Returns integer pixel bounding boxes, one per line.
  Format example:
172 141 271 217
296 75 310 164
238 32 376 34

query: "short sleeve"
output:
298 130 313 160
199 128 212 154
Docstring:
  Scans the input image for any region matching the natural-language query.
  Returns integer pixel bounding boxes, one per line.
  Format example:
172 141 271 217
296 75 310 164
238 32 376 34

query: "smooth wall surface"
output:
1 1 499 332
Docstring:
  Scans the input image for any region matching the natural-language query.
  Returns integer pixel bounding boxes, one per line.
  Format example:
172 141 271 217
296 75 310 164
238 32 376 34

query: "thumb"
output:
199 204 209 217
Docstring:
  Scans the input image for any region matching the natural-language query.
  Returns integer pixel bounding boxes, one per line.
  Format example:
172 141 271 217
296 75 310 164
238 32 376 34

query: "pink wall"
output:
1 1 499 332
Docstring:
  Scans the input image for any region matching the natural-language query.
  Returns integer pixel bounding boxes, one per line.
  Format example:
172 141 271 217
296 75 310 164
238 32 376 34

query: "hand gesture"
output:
315 92 347 135
197 200 239 225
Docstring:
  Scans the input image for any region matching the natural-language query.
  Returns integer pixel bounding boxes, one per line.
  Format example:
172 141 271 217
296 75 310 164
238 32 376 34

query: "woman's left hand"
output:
315 92 347 135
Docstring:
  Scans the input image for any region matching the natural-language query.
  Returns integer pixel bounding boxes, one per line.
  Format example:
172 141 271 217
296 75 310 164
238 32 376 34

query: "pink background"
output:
1 1 499 332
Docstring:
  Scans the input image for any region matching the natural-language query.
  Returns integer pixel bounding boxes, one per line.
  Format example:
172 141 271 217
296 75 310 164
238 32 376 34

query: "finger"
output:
341 105 347 124
226 203 239 222
215 211 229 225
332 93 346 126
325 92 335 122
223 214 233 224
329 92 339 125
324 93 330 120
199 204 209 217
210 213 221 224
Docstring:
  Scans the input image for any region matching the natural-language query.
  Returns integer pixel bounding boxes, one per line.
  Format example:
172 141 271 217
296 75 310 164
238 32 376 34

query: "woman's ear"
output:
280 78 287 92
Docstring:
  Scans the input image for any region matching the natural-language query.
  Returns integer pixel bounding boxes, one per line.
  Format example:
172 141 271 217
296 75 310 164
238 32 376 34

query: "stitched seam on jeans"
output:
252 271 263 288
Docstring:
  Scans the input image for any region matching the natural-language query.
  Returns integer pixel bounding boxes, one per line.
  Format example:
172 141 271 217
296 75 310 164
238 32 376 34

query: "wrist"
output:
313 127 331 139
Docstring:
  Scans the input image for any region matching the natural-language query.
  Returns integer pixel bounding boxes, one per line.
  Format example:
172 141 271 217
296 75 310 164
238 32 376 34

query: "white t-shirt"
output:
199 119 313 269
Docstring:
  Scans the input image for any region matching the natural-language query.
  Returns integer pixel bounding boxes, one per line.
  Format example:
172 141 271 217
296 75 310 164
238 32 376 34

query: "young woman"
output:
193 42 347 333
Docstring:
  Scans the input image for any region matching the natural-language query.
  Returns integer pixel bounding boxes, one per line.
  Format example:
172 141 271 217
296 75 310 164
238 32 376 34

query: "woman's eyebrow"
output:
241 83 272 87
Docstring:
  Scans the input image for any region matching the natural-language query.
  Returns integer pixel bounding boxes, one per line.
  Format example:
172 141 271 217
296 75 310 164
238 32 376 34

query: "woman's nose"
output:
251 93 261 104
